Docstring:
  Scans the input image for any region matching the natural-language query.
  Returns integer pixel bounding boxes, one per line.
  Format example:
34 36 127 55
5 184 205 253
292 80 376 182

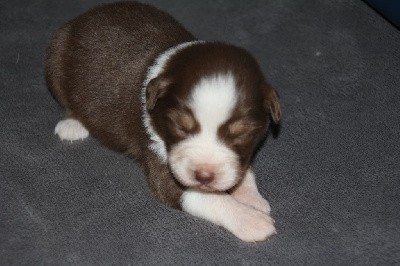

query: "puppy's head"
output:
146 43 280 191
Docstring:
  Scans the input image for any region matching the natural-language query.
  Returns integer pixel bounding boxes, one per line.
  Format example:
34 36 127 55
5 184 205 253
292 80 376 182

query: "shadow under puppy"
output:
46 1 281 242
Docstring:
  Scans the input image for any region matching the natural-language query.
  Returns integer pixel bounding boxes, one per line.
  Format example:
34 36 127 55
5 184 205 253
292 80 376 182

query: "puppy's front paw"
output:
231 190 271 214
252 195 271 214
226 204 276 242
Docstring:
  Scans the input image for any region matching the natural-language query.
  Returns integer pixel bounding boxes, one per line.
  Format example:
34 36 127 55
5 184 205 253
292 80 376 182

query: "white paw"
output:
251 195 271 214
231 191 271 214
54 118 89 141
226 204 276 242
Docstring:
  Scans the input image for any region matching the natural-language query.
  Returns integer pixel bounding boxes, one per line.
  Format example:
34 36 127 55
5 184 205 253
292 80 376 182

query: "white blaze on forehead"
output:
168 73 240 191
190 73 238 136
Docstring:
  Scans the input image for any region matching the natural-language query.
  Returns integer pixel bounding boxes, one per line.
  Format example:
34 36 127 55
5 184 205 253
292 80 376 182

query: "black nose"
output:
195 169 215 184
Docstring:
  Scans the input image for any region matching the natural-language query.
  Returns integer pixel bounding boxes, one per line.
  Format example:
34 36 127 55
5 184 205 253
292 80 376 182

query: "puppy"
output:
46 2 281 242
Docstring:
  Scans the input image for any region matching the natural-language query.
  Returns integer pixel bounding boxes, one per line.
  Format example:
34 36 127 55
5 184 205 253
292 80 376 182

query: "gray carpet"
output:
1 0 400 264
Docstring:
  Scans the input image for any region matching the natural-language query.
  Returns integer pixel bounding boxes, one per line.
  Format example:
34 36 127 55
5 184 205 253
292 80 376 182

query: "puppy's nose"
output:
195 169 215 184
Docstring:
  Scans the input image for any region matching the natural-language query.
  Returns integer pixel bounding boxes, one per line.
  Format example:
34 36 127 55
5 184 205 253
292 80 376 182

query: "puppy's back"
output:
46 2 194 153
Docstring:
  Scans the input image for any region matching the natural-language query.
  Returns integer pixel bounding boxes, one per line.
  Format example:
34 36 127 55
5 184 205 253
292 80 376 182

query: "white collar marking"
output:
141 41 204 163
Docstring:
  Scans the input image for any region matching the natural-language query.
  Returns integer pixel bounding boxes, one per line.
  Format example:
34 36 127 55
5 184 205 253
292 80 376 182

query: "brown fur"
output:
46 2 194 208
46 2 281 209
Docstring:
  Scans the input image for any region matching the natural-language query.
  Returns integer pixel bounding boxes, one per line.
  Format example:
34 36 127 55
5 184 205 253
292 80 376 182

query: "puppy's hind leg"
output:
47 24 88 142
54 111 89 142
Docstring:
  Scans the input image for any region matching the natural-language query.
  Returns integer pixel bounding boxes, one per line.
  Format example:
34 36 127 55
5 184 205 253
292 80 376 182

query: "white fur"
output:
190 73 238 134
168 138 239 190
168 73 240 191
54 118 89 141
141 40 204 162
181 189 276 242
231 169 271 214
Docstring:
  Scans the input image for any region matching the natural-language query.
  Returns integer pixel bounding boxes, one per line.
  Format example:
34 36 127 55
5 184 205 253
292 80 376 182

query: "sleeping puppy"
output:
46 1 281 242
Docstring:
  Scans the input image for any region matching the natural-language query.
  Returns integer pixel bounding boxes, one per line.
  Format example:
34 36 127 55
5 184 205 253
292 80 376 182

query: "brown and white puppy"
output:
46 1 281 242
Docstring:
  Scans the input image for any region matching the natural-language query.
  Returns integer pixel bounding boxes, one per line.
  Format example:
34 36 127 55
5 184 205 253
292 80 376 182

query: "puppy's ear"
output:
146 75 172 110
264 84 281 124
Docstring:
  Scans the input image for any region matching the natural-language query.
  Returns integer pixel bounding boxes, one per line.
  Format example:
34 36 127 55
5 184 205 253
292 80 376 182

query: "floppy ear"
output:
146 75 172 110
264 84 281 124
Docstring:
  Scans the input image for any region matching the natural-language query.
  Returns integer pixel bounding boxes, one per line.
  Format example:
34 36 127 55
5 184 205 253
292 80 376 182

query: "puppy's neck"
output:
141 40 204 163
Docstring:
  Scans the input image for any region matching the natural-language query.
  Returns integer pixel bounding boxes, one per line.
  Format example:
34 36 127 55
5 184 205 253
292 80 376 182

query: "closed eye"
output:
226 119 264 146
167 108 199 138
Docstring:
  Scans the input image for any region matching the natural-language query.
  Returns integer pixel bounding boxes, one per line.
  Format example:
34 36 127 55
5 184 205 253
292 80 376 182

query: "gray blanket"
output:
1 0 399 264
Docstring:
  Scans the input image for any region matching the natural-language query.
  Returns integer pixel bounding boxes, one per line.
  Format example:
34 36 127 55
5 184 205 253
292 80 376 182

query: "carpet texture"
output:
1 0 399 264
